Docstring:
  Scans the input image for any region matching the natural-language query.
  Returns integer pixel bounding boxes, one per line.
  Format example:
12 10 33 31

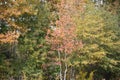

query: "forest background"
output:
0 0 120 80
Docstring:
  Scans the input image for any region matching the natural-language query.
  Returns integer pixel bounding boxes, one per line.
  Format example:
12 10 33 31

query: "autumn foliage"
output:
46 0 83 54
0 0 120 79
46 0 83 80
0 0 34 43
0 31 20 43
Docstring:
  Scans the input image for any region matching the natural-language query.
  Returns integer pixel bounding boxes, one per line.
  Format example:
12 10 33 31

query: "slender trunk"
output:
72 68 75 80
70 67 75 80
64 52 67 80
58 51 62 80
70 66 72 80
64 63 67 80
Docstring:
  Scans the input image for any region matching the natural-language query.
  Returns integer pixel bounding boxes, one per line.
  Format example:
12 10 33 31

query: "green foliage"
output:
76 71 94 80
0 0 52 79
75 2 120 79
17 1 52 79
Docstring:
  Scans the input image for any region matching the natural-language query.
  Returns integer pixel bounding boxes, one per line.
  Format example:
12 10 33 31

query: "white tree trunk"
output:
64 53 67 80
58 51 63 80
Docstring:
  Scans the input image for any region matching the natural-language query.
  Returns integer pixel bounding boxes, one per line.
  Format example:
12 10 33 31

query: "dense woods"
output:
0 0 120 80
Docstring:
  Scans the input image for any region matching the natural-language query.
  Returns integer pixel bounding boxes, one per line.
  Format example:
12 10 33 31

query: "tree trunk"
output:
64 52 67 80
58 51 63 80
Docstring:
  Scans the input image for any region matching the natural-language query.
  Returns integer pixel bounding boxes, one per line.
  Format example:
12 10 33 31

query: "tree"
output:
75 1 120 79
0 0 35 43
46 0 83 80
17 1 53 79
0 0 38 79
